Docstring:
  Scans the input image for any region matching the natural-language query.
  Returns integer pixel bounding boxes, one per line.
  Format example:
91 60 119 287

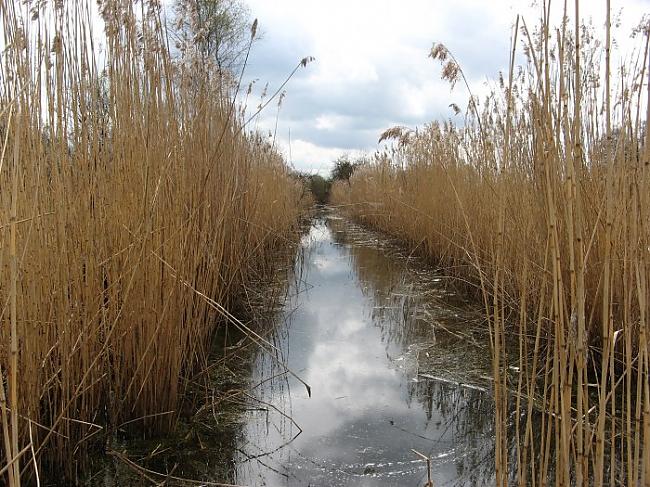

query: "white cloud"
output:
315 114 349 131
281 138 366 175
242 0 649 176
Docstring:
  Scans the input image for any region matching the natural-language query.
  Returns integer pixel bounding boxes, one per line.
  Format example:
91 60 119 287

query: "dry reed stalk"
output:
0 0 305 483
9 95 20 487
332 1 650 484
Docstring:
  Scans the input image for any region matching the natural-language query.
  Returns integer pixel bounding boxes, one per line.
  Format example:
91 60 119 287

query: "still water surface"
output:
236 213 498 486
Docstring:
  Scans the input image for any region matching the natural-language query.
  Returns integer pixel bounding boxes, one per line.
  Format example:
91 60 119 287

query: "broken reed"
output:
0 0 303 484
333 2 650 485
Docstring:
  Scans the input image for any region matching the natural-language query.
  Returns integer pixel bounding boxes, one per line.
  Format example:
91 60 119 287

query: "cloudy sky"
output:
240 0 648 175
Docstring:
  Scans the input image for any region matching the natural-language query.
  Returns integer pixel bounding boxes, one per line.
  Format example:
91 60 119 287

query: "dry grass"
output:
0 0 304 484
333 2 650 485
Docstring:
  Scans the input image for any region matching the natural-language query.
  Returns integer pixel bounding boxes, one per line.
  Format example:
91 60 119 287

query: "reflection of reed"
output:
328 214 487 374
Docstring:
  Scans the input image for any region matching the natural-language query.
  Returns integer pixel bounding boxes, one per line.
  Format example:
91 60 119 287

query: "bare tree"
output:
172 0 256 78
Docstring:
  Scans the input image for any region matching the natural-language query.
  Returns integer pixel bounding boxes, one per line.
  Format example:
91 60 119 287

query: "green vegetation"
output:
330 155 358 182
306 174 332 204
293 155 360 204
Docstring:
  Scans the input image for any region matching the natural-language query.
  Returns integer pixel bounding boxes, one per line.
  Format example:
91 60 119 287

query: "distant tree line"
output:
294 155 360 204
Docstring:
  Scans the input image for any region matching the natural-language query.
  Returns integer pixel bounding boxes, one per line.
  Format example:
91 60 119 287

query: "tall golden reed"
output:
333 2 650 485
0 0 304 484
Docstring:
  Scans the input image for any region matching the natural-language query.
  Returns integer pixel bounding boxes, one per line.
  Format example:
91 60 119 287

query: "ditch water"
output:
234 212 500 486
95 211 512 487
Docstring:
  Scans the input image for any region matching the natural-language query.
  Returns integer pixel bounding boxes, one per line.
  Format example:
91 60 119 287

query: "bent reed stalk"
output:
333 2 650 485
0 0 305 484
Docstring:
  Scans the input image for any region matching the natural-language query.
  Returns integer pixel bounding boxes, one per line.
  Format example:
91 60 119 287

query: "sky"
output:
239 0 648 176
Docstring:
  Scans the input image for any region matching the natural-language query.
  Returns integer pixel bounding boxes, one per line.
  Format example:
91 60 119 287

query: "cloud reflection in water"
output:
237 215 498 486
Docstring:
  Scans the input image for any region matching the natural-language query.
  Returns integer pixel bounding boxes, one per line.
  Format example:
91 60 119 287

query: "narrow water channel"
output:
236 212 498 486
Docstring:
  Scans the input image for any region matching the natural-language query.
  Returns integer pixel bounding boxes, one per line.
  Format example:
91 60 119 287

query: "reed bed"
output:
333 2 650 485
0 0 304 484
